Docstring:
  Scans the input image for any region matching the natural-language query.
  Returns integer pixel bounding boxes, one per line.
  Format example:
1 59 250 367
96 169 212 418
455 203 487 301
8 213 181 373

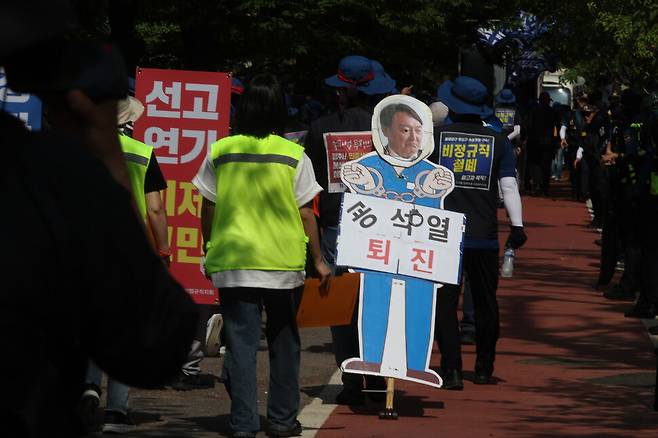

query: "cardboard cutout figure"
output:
336 95 464 388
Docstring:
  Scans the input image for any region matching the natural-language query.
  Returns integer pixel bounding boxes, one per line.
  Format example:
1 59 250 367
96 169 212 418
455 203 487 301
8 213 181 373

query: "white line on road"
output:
298 369 342 437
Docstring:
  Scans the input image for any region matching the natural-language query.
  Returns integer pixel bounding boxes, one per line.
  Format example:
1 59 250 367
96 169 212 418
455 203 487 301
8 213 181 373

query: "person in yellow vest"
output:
81 96 172 434
193 74 331 438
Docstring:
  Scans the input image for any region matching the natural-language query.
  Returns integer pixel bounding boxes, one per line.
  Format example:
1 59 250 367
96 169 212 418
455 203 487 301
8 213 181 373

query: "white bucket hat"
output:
117 96 144 126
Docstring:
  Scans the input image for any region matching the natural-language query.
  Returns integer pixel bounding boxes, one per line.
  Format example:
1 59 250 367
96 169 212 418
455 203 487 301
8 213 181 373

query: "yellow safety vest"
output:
119 134 152 221
204 134 307 273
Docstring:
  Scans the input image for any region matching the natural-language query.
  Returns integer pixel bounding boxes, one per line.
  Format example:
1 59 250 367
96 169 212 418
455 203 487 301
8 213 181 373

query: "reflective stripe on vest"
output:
119 135 152 221
204 134 307 273
213 153 299 168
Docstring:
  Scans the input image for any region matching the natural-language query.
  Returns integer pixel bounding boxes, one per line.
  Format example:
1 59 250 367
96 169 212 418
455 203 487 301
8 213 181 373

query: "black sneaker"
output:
77 383 101 433
473 371 493 385
267 420 302 437
473 362 494 385
603 285 635 301
439 369 463 390
170 372 214 391
101 411 136 434
648 325 658 335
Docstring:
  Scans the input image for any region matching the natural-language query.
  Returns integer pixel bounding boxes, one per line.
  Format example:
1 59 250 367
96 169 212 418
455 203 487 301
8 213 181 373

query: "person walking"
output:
193 74 330 438
526 92 561 195
433 76 527 387
82 95 173 434
1 4 198 436
304 55 392 405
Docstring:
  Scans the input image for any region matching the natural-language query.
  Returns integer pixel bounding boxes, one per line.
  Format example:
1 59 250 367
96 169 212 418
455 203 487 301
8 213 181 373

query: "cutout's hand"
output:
422 167 453 194
342 162 376 189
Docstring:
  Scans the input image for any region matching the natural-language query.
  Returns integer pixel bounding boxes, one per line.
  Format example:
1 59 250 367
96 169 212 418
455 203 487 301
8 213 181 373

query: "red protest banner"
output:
133 67 231 304
323 131 373 193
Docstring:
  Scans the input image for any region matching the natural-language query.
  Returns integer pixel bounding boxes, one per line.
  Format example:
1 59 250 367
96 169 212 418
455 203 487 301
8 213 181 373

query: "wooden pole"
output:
385 377 395 410
379 377 398 419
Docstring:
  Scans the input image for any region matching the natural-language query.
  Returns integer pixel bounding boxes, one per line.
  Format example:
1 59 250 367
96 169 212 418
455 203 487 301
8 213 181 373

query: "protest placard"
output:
324 131 373 193
336 192 465 285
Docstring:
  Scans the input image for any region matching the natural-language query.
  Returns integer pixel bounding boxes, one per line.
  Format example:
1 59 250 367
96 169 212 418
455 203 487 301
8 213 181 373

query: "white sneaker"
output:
205 313 223 357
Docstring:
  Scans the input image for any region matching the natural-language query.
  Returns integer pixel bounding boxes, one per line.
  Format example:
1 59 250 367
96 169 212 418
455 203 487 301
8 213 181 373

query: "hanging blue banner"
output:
0 69 42 131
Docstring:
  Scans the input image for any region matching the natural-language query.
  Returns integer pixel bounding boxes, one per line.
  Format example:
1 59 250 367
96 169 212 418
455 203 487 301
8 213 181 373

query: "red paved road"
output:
316 182 657 437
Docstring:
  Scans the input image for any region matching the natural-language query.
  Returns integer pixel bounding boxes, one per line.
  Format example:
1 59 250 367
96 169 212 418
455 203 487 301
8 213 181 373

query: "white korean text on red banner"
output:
133 68 231 304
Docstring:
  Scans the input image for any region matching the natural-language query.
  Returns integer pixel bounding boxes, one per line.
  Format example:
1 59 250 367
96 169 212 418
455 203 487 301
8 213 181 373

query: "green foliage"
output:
522 0 658 91
96 1 656 97
126 0 517 97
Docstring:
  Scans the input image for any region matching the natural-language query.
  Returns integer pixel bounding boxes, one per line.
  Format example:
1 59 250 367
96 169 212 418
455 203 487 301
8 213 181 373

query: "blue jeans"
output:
221 287 301 434
86 362 130 414
551 148 564 179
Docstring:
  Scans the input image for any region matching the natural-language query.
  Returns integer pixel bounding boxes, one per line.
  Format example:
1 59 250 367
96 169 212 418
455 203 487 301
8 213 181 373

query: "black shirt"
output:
432 121 516 247
304 107 372 227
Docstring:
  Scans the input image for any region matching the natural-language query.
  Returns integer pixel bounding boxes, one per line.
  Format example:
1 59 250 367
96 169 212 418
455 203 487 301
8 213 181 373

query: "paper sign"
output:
336 192 465 284
324 131 373 193
438 131 495 190
495 108 516 130
297 273 360 328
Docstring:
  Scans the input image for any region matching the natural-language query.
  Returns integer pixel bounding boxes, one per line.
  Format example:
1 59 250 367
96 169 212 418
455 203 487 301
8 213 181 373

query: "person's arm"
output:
299 203 331 295
201 197 215 252
508 125 521 141
559 125 568 148
146 191 171 265
294 153 331 293
498 136 527 249
500 177 523 227
143 151 170 263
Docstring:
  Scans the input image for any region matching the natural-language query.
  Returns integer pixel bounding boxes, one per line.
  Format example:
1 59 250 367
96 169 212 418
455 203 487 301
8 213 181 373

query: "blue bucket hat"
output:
370 60 396 94
437 76 493 118
495 88 516 105
231 77 244 95
324 55 394 95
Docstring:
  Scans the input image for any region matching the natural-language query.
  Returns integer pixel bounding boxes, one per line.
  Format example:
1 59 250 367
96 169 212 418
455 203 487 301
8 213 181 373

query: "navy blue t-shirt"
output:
432 122 516 248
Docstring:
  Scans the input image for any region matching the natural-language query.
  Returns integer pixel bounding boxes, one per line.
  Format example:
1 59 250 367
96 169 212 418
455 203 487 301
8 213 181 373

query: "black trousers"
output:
618 195 643 293
527 148 555 194
598 193 619 286
436 248 499 372
638 200 658 308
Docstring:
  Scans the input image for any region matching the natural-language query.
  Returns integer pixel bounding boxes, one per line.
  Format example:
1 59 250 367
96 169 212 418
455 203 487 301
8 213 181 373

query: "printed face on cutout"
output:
382 111 424 159
372 95 434 168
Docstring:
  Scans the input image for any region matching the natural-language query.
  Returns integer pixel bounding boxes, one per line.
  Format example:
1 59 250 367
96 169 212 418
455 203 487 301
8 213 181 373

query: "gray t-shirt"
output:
192 151 322 290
